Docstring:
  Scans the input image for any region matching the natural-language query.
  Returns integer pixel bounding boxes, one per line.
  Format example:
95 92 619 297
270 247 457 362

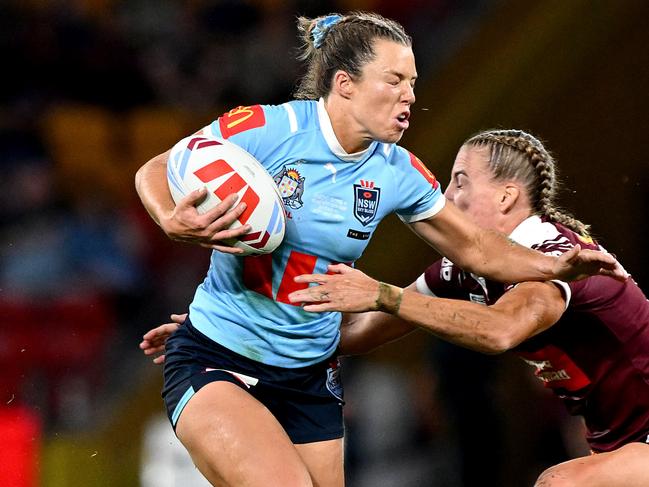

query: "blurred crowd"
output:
0 1 582 486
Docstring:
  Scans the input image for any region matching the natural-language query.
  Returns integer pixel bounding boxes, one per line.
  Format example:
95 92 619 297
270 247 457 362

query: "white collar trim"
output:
317 98 374 162
508 215 544 248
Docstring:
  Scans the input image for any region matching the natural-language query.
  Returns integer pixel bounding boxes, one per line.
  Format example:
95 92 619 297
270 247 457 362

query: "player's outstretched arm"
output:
409 202 627 283
290 264 566 354
135 150 251 253
139 313 187 364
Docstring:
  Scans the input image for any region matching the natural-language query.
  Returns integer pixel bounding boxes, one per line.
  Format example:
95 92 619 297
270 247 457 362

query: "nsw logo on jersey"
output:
274 166 305 209
353 179 380 226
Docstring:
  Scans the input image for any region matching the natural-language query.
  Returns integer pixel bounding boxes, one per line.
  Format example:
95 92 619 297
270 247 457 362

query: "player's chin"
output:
379 130 405 144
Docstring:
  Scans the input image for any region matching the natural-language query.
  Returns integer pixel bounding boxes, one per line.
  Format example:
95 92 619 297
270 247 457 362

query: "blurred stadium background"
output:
1 0 647 485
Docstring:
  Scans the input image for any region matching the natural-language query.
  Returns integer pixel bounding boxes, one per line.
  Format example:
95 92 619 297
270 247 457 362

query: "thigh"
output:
176 381 313 487
295 438 345 487
535 442 649 487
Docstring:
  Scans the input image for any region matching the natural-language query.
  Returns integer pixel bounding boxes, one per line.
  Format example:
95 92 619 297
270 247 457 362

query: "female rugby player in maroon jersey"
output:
289 129 649 487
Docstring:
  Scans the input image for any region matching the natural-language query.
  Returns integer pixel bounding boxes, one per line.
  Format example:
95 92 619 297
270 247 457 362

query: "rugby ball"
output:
167 134 285 255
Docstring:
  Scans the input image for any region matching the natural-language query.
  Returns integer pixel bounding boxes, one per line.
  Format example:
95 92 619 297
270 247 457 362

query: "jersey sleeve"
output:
391 148 446 223
415 258 462 298
201 104 292 171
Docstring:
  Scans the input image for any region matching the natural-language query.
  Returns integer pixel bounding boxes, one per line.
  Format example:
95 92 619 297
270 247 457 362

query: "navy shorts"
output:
162 317 345 444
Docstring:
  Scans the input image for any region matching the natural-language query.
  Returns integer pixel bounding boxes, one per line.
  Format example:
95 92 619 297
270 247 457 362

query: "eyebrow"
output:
452 169 468 179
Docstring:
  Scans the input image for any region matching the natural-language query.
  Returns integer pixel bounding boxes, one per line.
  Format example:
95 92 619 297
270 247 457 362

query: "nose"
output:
402 83 415 104
444 184 455 202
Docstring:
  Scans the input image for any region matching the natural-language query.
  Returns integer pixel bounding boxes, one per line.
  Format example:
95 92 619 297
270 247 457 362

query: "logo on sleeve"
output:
218 105 266 138
274 166 305 210
408 152 439 189
353 179 380 226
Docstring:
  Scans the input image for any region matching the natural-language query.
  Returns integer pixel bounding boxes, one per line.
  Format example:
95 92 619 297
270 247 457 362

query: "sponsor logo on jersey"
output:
347 229 370 240
218 105 266 138
440 257 454 281
274 165 305 209
326 359 343 401
353 179 380 226
408 152 439 188
518 345 591 392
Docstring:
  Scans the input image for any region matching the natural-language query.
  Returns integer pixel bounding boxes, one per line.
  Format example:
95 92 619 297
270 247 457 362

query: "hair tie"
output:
311 14 342 49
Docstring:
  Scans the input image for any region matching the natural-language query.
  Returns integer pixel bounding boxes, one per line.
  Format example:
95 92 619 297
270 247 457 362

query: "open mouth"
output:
396 112 410 129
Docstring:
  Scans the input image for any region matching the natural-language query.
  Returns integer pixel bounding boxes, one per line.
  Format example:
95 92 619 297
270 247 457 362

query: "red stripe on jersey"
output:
276 251 318 304
243 253 273 298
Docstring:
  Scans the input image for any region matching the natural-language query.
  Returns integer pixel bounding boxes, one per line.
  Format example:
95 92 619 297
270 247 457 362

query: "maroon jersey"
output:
417 216 649 452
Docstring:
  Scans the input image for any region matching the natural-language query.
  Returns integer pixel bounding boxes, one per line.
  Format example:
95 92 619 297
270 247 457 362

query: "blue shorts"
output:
162 317 345 444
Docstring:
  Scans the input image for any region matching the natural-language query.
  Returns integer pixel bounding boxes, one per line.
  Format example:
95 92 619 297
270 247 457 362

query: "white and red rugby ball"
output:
167 134 285 255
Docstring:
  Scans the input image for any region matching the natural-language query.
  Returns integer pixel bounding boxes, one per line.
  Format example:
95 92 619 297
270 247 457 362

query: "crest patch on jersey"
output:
326 359 343 401
274 166 305 209
353 179 380 226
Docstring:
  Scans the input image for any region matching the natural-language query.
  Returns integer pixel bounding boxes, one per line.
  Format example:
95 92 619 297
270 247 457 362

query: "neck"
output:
324 96 371 154
499 208 534 236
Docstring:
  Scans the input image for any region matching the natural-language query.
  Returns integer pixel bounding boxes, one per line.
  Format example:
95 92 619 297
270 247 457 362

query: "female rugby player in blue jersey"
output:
135 12 624 487
288 129 649 487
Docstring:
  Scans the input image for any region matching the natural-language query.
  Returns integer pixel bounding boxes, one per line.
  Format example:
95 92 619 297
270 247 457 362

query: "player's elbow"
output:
134 164 146 194
480 331 519 354
478 310 529 354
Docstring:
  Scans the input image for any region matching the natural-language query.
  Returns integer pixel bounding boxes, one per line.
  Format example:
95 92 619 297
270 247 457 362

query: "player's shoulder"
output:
509 215 591 255
510 215 574 254
213 100 317 139
386 145 440 188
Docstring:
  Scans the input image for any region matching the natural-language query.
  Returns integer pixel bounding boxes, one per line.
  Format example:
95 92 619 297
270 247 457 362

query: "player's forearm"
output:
378 284 521 354
467 228 555 283
135 151 174 228
339 311 417 355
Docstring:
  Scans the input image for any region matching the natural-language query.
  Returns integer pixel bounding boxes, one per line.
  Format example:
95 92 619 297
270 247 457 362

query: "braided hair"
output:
294 11 411 100
464 129 591 236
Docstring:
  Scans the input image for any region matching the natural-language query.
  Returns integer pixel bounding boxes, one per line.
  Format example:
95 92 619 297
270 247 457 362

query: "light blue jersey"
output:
188 99 445 367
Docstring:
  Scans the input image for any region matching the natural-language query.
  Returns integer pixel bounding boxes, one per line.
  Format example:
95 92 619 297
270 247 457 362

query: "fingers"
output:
203 193 239 218
180 187 209 208
140 342 166 355
326 263 352 274
142 323 179 341
293 273 329 284
302 303 334 312
599 265 630 282
560 244 580 263
170 313 188 324
288 289 320 304
200 242 246 253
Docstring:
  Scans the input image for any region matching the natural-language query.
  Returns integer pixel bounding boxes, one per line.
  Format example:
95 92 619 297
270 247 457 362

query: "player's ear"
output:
332 70 354 99
500 183 521 213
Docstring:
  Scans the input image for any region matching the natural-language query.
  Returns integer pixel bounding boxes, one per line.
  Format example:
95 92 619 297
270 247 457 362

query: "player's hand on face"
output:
289 264 381 312
139 313 187 364
554 244 629 282
160 190 252 253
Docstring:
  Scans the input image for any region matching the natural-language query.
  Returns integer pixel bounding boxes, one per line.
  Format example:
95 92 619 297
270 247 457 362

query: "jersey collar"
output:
509 215 545 248
317 98 378 162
